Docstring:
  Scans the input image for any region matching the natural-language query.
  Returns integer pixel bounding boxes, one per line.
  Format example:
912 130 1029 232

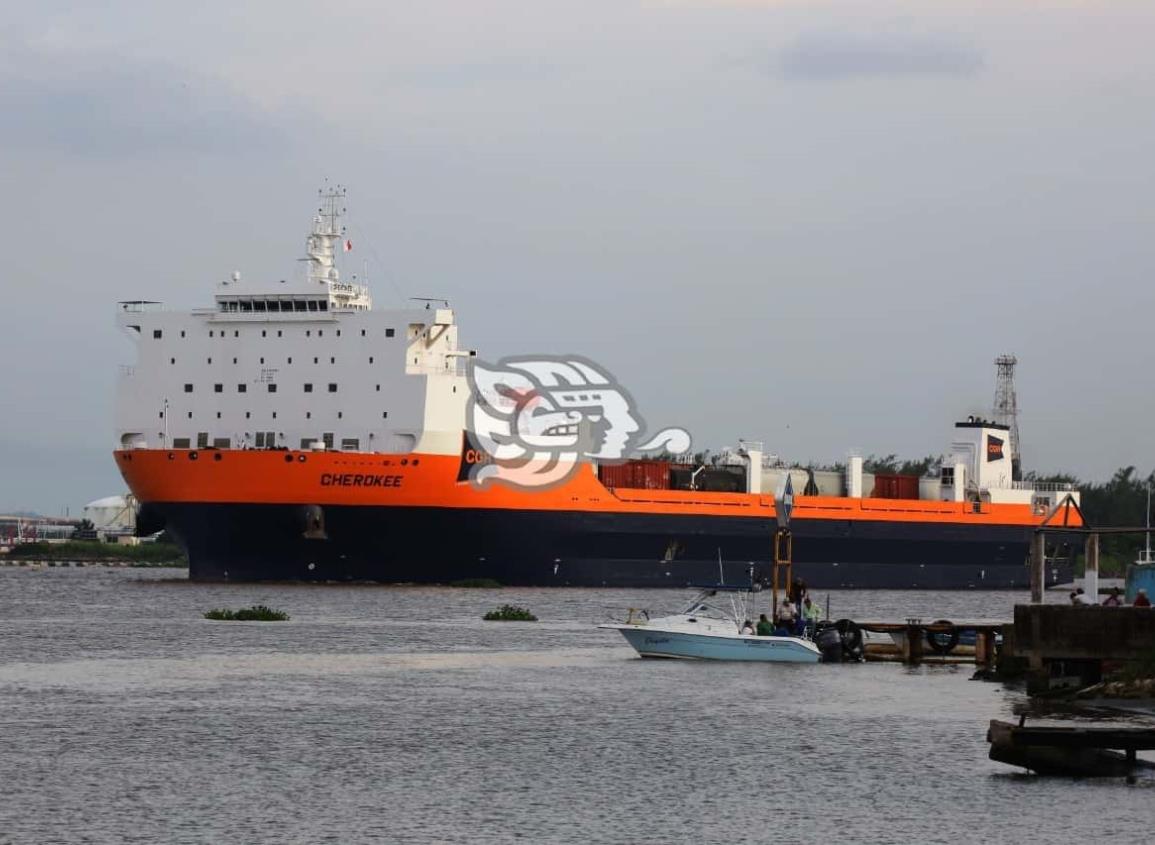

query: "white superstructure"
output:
115 188 473 456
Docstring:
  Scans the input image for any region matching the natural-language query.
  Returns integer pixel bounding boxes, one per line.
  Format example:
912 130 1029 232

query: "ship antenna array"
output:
992 354 1022 481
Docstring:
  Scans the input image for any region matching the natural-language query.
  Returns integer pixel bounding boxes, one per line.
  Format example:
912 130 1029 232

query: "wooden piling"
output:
1084 532 1100 600
1030 531 1046 604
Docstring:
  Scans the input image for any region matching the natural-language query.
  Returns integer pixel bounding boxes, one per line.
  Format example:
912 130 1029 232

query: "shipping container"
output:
871 473 921 500
598 460 671 491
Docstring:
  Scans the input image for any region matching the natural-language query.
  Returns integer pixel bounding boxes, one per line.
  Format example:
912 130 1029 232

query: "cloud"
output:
0 42 304 156
776 33 984 81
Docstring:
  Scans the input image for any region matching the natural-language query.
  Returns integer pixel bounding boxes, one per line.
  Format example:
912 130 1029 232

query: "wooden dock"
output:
856 619 1003 665
988 718 1155 778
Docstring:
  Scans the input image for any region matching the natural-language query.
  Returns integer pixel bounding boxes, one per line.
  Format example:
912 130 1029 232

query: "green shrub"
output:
483 604 537 621
204 605 290 621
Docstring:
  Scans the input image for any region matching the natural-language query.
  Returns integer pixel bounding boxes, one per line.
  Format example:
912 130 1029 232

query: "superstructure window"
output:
238 384 247 393
207 358 212 365
173 437 191 448
170 358 176 365
197 432 209 448
277 330 283 337
341 438 359 450
214 384 223 393
323 432 334 449
304 384 313 393
209 331 214 338
328 383 337 393
318 330 324 337
267 384 277 393
184 384 193 393
361 330 366 337
213 438 230 448
330 357 335 364
385 328 395 337
336 330 341 337
181 330 186 338
382 411 388 418
153 330 162 339
262 330 267 337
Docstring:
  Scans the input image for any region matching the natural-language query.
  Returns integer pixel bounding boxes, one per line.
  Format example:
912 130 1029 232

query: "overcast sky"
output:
2 0 1153 515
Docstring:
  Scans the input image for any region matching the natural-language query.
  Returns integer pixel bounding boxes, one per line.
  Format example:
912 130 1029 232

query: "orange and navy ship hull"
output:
114 447 1078 588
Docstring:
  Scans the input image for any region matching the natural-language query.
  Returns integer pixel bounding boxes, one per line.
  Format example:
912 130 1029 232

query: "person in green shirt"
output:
756 613 773 636
801 596 822 636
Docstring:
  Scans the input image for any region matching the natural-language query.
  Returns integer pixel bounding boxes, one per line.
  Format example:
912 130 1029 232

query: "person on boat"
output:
789 577 807 608
1102 587 1123 607
1135 589 1152 607
777 598 797 630
740 620 755 635
756 613 773 636
801 596 822 635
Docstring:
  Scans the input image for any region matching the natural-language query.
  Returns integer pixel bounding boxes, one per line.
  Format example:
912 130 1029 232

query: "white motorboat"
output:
600 585 822 663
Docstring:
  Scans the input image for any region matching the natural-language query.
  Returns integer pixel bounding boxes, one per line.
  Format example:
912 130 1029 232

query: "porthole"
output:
284 454 293 463
189 451 199 461
213 453 223 462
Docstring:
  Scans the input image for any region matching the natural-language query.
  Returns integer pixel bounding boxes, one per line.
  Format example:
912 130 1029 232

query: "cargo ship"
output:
113 190 1080 588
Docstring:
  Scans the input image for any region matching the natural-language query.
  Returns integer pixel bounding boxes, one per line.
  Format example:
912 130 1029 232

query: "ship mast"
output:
305 185 346 288
301 184 371 310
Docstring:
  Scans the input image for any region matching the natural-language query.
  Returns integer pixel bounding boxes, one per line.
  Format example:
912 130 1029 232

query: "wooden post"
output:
1084 533 1100 601
772 528 792 619
976 630 994 667
904 622 923 664
1030 531 1046 604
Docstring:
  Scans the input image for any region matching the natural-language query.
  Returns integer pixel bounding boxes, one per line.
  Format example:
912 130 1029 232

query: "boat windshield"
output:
677 591 735 620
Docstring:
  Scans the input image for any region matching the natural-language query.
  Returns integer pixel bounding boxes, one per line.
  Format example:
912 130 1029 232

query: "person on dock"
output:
1135 589 1151 607
1102 587 1123 607
756 613 773 636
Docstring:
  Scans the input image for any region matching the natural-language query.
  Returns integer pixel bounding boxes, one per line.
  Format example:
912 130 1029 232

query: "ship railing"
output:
1009 480 1078 492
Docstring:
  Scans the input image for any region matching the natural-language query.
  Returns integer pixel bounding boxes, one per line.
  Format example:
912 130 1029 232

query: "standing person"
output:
789 576 807 608
801 596 822 636
777 597 797 631
1102 587 1123 607
1135 589 1152 607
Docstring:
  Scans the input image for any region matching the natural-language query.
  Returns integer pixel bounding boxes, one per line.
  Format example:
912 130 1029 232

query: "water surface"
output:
2 569 1151 844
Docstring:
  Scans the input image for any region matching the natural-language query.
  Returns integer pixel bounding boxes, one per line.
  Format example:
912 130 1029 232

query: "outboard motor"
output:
814 622 844 662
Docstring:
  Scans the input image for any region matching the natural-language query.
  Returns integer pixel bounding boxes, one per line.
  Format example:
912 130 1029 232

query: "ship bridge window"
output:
254 301 267 312
294 301 306 312
307 302 318 312
153 329 162 339
240 301 252 312
319 301 328 311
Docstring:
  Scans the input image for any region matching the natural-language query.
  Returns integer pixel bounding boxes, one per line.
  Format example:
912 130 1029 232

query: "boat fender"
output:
926 620 960 655
834 619 864 660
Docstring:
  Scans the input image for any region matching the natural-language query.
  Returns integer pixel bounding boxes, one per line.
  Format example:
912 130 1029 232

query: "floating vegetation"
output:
204 605 290 621
483 604 537 622
450 578 503 588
